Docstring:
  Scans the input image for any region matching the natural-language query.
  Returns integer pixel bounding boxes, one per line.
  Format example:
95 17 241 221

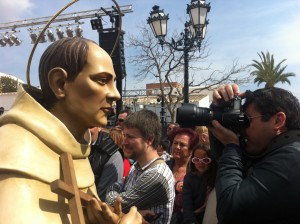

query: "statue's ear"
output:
48 67 68 99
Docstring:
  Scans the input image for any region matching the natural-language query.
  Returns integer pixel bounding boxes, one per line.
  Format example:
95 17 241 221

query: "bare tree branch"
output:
126 23 252 122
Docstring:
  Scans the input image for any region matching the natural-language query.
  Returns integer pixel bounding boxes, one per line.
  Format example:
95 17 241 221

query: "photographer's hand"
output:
213 84 240 105
209 120 240 146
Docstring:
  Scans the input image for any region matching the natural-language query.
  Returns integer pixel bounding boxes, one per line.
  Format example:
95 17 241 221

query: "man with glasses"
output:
116 108 132 130
165 123 180 155
115 108 134 165
208 84 300 224
167 122 180 137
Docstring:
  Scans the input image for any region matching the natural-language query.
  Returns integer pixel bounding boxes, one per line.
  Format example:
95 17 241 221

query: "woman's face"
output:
171 134 191 161
192 148 210 175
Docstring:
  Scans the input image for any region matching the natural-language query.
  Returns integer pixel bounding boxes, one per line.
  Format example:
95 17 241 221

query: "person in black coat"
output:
209 84 300 224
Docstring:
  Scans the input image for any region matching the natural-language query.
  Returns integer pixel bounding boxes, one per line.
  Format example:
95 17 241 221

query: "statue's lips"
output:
100 108 112 114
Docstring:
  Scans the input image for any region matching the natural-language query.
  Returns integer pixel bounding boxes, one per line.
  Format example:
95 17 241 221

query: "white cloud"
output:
272 19 300 66
0 0 34 21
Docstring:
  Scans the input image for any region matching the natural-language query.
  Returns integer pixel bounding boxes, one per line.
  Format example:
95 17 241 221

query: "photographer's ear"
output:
48 68 68 99
274 112 287 134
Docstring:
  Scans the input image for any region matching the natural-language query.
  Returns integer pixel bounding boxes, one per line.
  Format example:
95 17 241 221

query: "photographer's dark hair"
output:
243 88 300 130
124 109 161 148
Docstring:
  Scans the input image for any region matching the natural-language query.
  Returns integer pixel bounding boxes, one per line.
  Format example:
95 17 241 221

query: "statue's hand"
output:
87 197 142 224
119 206 143 224
87 197 121 224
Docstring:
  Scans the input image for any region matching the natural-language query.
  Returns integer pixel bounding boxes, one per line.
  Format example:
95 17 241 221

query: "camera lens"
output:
176 103 211 127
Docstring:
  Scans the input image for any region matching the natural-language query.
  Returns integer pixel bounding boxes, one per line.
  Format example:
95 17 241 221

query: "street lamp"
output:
147 5 169 41
147 0 210 103
157 95 166 137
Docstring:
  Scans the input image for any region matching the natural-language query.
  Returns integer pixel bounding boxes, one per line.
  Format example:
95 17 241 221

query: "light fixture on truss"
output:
38 30 47 43
0 38 6 47
66 26 73 37
75 25 83 37
47 29 56 42
10 34 22 46
29 28 38 44
56 27 65 39
3 35 14 46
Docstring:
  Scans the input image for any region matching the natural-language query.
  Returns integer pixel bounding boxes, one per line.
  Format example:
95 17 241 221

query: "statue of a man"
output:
0 37 130 223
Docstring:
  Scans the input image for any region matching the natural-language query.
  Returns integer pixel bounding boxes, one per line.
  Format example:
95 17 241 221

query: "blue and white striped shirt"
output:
106 157 175 224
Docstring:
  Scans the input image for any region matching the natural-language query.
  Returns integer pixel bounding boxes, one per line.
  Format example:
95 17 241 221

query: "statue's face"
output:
63 42 120 129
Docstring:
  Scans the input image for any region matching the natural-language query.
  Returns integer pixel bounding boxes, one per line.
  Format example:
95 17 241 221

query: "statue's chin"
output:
97 118 107 127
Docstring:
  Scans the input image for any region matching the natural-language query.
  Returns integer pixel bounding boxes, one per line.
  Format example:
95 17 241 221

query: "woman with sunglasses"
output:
182 143 218 224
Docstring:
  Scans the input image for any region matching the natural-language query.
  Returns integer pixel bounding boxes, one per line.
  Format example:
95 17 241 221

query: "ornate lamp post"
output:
147 0 210 103
157 94 166 137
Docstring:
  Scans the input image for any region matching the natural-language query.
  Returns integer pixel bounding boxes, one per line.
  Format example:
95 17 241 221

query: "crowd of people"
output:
88 104 219 224
0 36 300 224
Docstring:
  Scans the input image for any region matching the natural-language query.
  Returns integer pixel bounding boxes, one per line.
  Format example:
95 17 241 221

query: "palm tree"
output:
250 51 296 88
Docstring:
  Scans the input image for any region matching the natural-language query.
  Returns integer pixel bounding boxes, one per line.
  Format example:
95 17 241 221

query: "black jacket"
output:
88 132 123 185
216 130 300 224
182 172 207 224
89 131 124 201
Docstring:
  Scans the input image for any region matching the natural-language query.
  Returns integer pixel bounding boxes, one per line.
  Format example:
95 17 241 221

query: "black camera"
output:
176 97 248 160
176 97 248 133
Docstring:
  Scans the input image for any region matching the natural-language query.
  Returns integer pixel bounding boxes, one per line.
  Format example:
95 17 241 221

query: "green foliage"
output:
0 75 19 93
250 51 296 88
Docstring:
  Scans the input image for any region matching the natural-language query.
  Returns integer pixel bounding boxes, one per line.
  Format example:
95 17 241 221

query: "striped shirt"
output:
106 157 175 224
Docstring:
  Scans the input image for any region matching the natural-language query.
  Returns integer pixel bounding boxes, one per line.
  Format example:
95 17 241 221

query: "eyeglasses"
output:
191 157 212 165
118 119 124 123
245 115 264 124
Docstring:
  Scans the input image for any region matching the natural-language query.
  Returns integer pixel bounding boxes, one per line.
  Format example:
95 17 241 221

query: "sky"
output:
0 0 300 99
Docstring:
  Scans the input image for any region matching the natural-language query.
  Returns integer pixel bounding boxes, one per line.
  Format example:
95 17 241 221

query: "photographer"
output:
208 84 300 224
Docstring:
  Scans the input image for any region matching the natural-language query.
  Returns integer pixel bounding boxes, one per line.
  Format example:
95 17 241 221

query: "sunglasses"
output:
191 157 212 165
244 115 265 127
118 119 124 122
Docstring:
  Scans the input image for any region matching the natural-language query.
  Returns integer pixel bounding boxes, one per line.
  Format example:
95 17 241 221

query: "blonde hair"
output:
195 126 209 144
195 126 208 135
